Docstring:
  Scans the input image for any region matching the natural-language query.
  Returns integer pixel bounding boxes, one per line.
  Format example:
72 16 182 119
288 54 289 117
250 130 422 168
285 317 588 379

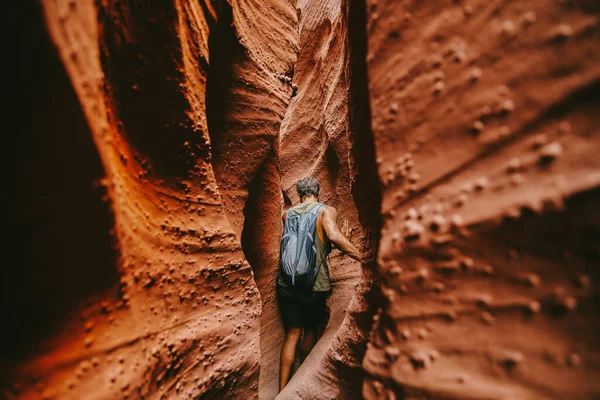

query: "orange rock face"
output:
362 0 600 399
4 0 598 399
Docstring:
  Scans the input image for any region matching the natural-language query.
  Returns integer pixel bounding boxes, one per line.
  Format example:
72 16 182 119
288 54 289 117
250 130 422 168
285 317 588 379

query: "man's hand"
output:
322 208 361 262
341 219 352 240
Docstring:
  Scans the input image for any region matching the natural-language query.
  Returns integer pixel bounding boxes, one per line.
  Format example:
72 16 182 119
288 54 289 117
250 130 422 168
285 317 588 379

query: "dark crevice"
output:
322 143 341 202
240 150 282 287
98 1 210 178
206 2 239 170
3 1 118 366
341 0 384 392
240 149 283 399
282 189 293 208
347 0 382 245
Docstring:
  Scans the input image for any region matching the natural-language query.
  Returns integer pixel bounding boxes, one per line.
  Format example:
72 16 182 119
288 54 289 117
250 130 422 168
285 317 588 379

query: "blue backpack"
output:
279 203 325 288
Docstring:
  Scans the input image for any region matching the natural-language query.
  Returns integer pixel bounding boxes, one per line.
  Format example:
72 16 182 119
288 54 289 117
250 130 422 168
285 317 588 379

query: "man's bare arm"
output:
322 206 361 261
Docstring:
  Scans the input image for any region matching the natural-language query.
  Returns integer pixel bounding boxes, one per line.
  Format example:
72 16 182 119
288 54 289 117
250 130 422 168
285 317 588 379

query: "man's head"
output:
296 177 320 201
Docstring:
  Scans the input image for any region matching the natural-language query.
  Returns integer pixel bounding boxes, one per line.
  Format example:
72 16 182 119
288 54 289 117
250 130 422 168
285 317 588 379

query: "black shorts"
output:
276 284 329 330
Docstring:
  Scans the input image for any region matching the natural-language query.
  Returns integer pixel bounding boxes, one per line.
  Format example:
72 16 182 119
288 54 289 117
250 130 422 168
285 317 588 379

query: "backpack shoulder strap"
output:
286 207 299 219
311 202 326 214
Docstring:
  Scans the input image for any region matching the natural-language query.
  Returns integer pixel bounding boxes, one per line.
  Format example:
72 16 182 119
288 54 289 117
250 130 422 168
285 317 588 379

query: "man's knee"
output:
304 326 317 336
286 327 302 340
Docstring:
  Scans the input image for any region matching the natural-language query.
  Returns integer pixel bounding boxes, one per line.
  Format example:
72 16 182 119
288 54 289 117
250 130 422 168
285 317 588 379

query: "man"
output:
277 177 361 392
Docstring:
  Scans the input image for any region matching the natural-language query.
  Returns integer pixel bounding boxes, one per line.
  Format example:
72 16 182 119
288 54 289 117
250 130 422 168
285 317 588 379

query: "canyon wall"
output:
361 0 600 399
5 0 599 399
6 0 298 399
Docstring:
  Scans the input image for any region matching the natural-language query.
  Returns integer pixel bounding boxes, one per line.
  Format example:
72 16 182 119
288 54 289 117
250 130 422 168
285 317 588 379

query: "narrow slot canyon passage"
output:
202 0 381 398
237 130 375 400
236 0 383 398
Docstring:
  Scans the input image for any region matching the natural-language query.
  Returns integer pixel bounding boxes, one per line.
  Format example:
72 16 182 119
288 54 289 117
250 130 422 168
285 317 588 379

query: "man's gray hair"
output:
296 177 320 199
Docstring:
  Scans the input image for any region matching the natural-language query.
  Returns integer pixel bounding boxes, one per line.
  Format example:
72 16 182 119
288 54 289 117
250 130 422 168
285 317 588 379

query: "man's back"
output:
282 202 360 263
279 201 332 291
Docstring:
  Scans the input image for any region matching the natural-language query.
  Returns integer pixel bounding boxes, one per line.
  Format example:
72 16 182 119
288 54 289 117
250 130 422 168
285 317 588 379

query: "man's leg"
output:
279 326 302 392
299 291 328 361
300 327 317 360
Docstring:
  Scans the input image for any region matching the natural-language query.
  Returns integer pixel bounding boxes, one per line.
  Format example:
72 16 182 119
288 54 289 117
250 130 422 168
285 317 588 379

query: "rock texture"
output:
7 1 298 399
361 0 600 399
4 0 599 399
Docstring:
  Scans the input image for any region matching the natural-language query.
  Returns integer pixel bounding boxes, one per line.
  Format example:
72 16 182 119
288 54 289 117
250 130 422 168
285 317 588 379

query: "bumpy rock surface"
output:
362 1 600 399
7 0 297 399
4 0 598 399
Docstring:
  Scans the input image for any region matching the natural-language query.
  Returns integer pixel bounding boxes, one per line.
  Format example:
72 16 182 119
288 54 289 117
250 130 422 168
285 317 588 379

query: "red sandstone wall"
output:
6 1 297 399
361 1 600 399
4 0 599 399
